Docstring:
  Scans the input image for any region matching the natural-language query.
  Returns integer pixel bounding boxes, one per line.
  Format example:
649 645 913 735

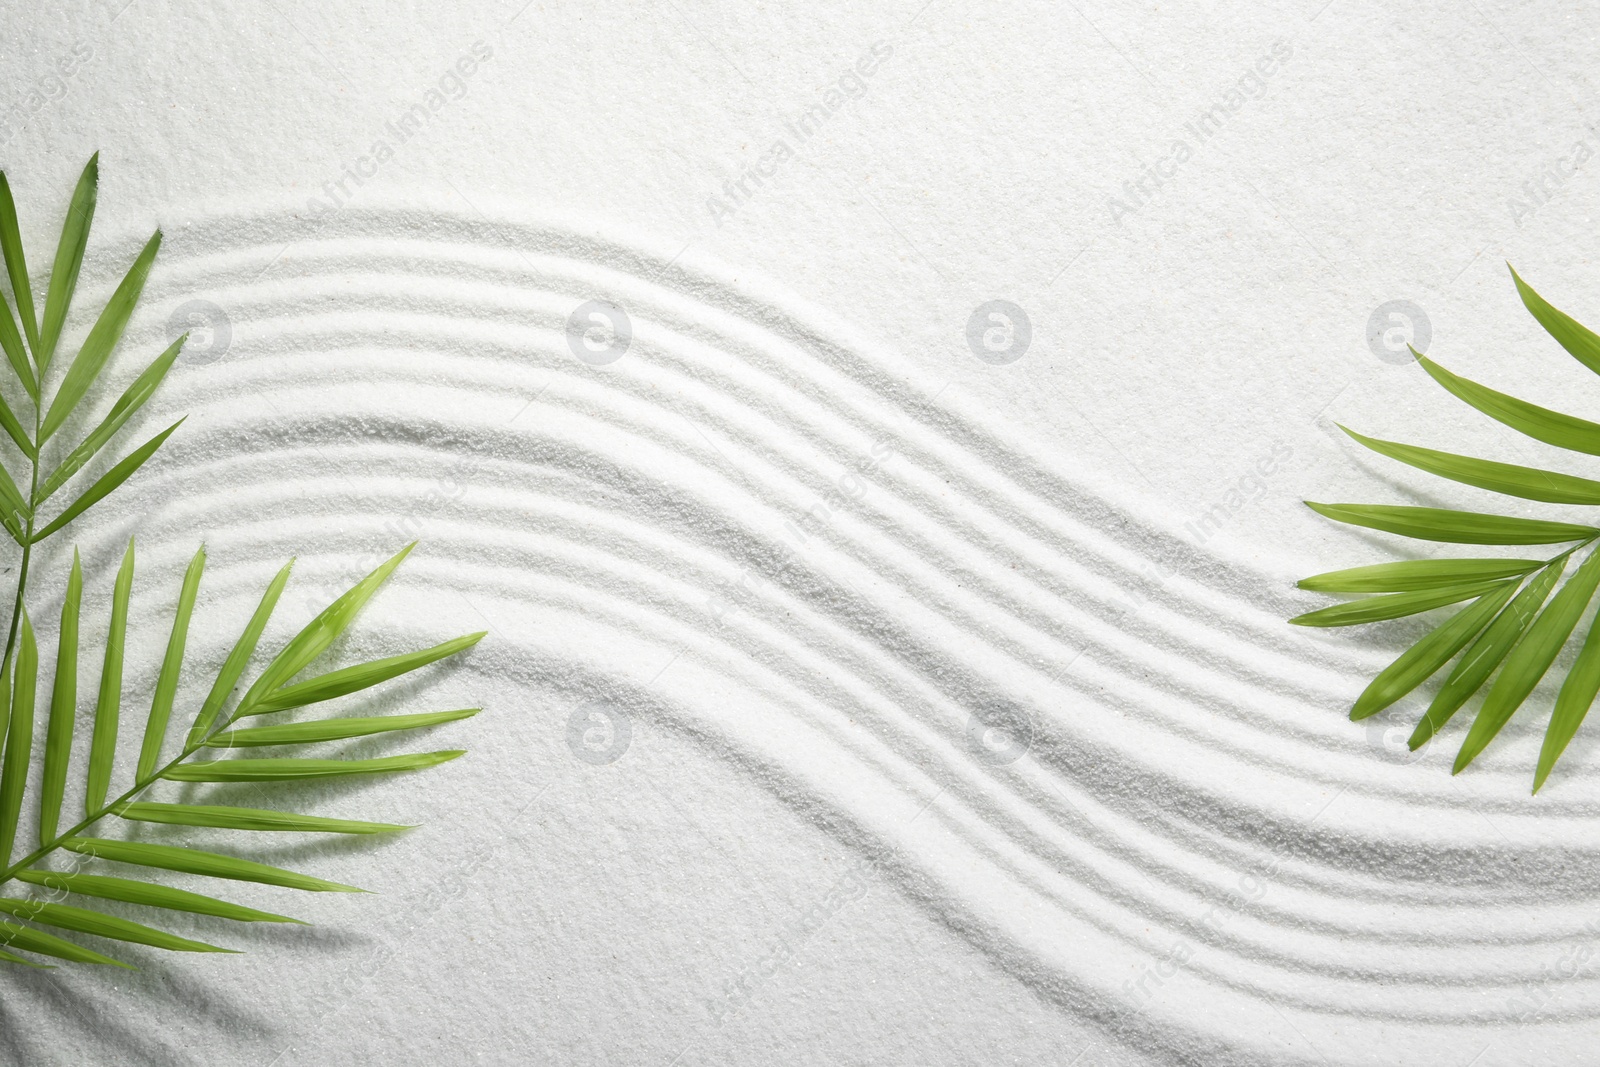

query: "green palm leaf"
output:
35 154 97 374
1416 355 1600 456
0 547 478 967
0 172 40 355
1303 502 1595 545
1302 265 1600 789
1349 580 1519 720
1289 578 1512 627
1511 264 1600 376
1298 558 1539 593
0 159 480 971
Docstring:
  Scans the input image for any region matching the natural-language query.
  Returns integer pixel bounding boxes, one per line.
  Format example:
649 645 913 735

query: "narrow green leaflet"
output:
0 392 33 460
1535 611 1600 792
0 919 128 968
1350 581 1519 720
0 461 29 544
247 633 485 715
1418 355 1600 456
0 947 49 968
187 558 293 746
207 708 479 748
116 802 409 835
1410 560 1565 749
61 837 363 893
1455 549 1600 773
136 545 204 780
85 539 134 814
1341 426 1600 506
31 418 184 542
164 751 464 782
1289 579 1511 627
0 285 36 401
37 335 185 505
38 551 80 844
14 869 300 924
0 898 229 953
40 229 162 445
0 171 39 354
36 154 97 373
0 614 36 863
1299 558 1541 593
1511 265 1600 378
1304 502 1596 545
234 543 414 714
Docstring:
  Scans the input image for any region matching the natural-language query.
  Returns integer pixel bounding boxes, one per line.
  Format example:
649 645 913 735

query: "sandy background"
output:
1 1 1598 1064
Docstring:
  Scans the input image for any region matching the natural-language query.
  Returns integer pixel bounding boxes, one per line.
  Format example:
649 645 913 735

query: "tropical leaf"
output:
0 158 480 973
1348 580 1519 720
39 229 163 446
0 171 40 356
1416 355 1600 456
0 548 478 967
1298 558 1540 594
1288 578 1512 627
35 154 97 374
1511 263 1600 376
1408 560 1565 749
1302 265 1600 789
1302 502 1595 545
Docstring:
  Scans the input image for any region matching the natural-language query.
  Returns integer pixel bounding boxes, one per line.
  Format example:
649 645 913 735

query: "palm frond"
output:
1301 266 1600 790
0 546 480 967
0 158 483 974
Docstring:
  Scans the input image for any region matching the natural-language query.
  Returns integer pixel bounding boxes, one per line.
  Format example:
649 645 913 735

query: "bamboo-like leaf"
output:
1534 611 1600 793
1305 502 1596 545
0 898 230 953
37 335 185 505
38 551 80 844
1290 579 1511 627
1341 425 1600 505
0 285 36 401
247 634 485 716
1454 549 1600 773
0 460 29 545
137 545 204 781
32 418 184 543
0 392 33 461
1350 581 1520 720
15 868 300 924
1299 558 1540 594
1418 355 1600 456
164 750 464 782
116 802 409 835
234 544 415 715
0 947 50 967
186 559 293 747
86 539 133 814
207 708 479 748
0 614 37 864
40 229 162 445
61 837 363 893
1410 561 1565 749
0 171 40 355
1510 264 1600 377
0 918 128 968
37 154 97 373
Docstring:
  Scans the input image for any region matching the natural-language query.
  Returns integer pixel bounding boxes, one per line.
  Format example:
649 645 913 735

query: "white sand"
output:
2 3 1599 1065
